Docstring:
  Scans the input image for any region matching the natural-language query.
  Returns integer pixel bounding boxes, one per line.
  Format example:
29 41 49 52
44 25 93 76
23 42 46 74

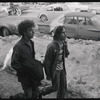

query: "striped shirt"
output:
56 42 63 70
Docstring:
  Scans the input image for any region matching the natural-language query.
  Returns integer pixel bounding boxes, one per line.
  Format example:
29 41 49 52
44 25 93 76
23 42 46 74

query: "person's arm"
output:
11 45 22 72
43 45 53 81
64 40 70 58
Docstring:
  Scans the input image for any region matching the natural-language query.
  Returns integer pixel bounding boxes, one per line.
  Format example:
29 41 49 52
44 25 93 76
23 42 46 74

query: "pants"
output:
42 69 67 98
18 76 41 98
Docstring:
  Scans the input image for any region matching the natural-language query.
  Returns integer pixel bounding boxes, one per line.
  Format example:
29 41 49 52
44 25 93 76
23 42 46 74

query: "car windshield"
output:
91 15 100 25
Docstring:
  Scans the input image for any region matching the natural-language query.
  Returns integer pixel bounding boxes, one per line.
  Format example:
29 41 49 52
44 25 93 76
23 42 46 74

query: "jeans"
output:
42 69 67 98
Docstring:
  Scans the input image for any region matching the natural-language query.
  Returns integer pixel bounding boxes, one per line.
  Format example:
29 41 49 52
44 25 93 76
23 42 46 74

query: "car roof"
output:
45 3 64 8
65 12 95 17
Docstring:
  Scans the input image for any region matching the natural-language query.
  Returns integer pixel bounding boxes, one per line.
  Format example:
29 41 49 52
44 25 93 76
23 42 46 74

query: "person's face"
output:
25 27 35 39
59 28 66 41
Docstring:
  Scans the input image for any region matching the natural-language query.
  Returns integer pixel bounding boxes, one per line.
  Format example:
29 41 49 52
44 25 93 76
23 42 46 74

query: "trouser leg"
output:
57 70 67 98
32 86 40 98
21 83 32 98
42 71 60 96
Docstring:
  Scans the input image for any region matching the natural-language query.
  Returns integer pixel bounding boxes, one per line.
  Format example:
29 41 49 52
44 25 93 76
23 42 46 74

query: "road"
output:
0 9 40 25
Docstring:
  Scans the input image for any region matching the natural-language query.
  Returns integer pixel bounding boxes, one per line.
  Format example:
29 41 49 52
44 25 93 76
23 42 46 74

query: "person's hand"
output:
41 79 52 86
46 80 52 85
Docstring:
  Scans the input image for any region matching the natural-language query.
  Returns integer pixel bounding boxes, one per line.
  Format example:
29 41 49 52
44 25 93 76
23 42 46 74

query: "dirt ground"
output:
0 32 100 98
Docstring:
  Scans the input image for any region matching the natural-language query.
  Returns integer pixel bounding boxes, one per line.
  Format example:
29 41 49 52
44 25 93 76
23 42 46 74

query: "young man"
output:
11 20 41 98
42 25 70 98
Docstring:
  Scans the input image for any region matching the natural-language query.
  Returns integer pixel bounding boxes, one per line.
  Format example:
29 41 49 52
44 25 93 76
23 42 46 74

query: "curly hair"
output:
53 25 65 40
18 19 35 36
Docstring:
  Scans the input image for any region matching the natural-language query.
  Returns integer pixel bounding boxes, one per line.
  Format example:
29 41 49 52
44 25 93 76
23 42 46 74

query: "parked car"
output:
88 3 100 14
0 22 18 37
37 12 100 41
65 2 89 12
37 13 66 34
1 3 29 16
38 3 71 22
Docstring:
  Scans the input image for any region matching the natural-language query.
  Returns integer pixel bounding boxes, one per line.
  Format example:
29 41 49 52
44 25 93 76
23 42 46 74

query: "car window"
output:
78 17 93 25
54 7 63 11
65 16 77 24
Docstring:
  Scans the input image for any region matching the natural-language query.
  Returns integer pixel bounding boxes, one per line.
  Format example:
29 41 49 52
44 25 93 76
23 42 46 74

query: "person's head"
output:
53 25 66 41
18 19 35 39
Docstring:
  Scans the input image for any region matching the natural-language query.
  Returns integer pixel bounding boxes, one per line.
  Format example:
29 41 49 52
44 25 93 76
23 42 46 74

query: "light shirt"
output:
56 41 64 70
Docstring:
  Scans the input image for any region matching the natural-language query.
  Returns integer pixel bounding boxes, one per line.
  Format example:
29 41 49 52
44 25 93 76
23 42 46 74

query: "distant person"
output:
9 2 15 11
42 25 70 98
11 20 44 98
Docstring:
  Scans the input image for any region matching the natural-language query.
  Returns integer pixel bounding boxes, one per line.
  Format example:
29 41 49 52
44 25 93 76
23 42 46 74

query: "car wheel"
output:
75 8 81 12
91 10 96 14
2 27 10 37
16 9 22 16
40 15 48 22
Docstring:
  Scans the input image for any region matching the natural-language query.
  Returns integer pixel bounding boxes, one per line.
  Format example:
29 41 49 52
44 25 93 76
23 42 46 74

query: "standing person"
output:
42 25 70 98
11 20 42 98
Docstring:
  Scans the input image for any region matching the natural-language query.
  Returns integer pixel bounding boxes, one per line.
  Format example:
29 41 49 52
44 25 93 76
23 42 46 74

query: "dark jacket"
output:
11 37 36 79
43 40 69 80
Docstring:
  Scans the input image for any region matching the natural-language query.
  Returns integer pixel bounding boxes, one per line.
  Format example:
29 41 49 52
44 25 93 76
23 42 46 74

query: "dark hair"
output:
18 19 35 36
53 25 65 40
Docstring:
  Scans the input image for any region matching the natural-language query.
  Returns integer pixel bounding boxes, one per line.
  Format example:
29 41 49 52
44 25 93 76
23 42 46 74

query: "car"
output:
37 13 66 34
88 3 100 14
0 19 19 37
0 22 18 37
38 3 71 22
37 12 100 41
65 2 89 12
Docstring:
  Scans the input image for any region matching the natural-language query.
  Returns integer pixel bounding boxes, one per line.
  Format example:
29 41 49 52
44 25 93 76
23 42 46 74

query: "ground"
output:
0 33 100 98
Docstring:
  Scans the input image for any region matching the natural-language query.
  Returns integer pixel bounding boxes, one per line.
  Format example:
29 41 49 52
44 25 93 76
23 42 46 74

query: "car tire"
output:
40 15 48 22
16 9 22 16
2 27 10 37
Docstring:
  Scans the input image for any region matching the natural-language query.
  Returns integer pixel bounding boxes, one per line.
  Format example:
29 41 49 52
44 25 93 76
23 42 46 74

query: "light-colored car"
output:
65 2 89 12
88 2 100 14
38 12 100 41
38 13 66 34
0 23 18 37
38 3 71 22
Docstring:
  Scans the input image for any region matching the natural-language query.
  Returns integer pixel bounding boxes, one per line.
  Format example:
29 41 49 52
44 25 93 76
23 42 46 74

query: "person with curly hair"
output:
11 19 43 98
